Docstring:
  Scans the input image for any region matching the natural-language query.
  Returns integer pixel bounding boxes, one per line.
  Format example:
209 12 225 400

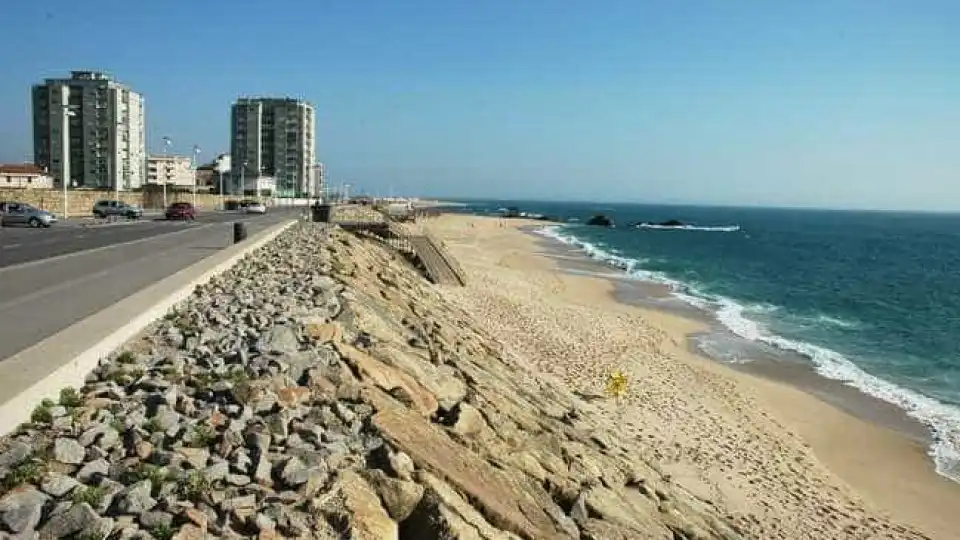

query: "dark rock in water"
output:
637 219 686 227
586 215 614 227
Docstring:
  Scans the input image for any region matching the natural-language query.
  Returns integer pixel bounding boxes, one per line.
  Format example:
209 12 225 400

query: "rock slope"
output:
0 223 742 539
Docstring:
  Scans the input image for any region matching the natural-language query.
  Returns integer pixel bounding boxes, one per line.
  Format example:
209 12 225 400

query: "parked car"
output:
165 202 197 221
0 201 58 228
92 199 143 219
239 200 267 214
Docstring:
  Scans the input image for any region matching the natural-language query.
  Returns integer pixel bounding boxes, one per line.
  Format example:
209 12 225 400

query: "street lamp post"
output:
217 156 225 210
162 136 172 209
114 120 124 203
61 105 76 219
192 145 200 208
240 161 248 200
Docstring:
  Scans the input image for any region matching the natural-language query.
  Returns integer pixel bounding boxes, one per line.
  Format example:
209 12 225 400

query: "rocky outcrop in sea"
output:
0 223 742 539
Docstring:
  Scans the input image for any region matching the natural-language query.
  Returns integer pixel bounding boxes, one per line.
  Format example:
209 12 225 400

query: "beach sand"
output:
421 213 960 540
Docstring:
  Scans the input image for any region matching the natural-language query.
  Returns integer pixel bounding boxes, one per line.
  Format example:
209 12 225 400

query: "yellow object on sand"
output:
605 369 629 400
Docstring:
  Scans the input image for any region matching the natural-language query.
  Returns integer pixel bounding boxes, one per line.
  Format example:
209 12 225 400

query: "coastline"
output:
424 213 960 539
530 227 934 443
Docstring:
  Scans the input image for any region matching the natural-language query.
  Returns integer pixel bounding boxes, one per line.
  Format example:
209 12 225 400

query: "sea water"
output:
451 200 960 483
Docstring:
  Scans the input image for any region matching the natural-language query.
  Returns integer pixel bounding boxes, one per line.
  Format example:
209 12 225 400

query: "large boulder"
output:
586 214 614 227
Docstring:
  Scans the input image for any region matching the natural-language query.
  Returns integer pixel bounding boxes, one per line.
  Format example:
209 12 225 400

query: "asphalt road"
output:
0 209 304 268
0 209 301 361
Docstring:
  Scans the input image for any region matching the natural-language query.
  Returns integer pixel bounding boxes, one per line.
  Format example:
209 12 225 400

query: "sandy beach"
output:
422 213 960 540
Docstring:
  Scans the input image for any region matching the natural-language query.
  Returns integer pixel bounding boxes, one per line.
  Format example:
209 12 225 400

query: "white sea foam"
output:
535 224 960 483
638 223 741 232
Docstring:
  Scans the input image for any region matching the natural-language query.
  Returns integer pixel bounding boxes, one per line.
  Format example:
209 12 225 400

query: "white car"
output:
242 201 267 214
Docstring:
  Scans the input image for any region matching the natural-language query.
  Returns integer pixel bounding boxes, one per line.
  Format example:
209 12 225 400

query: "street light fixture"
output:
240 160 248 200
216 155 225 210
61 105 77 218
192 145 201 208
162 136 172 209
114 120 125 203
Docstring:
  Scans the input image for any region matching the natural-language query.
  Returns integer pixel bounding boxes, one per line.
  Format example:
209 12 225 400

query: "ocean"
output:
449 199 960 483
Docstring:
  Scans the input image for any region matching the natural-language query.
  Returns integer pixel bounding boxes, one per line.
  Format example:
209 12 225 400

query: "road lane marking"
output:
0 223 217 275
0 212 289 274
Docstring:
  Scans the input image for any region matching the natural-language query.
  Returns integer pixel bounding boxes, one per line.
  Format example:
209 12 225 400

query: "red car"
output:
165 202 197 220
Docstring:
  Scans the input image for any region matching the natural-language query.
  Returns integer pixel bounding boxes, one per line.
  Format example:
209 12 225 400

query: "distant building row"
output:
28 71 324 196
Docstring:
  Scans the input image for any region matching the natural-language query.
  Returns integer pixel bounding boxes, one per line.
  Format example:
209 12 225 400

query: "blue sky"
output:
2 0 958 210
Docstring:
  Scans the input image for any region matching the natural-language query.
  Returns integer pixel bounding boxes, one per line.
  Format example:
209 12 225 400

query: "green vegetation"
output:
143 418 163 434
179 470 211 501
31 404 53 424
151 524 175 540
125 463 168 491
72 485 107 507
188 424 218 448
59 387 83 408
2 460 46 490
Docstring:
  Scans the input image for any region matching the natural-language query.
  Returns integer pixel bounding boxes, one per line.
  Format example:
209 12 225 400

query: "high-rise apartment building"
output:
32 71 146 191
230 97 315 196
33 71 147 190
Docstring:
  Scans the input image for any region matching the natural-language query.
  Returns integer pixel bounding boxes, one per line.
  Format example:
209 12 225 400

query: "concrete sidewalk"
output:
0 218 298 434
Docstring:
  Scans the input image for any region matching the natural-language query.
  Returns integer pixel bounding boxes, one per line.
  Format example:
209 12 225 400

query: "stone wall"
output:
0 189 233 216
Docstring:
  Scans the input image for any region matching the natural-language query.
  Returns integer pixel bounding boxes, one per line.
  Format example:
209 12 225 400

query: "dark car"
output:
165 202 197 220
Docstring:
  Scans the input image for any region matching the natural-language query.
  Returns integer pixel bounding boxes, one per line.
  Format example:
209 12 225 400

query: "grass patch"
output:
151 524 175 540
178 470 211 501
72 485 107 507
225 368 249 384
143 418 163 434
125 463 168 491
2 460 46 490
188 424 218 448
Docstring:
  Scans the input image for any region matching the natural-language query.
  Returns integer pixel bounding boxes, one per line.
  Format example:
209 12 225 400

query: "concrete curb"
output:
0 219 298 435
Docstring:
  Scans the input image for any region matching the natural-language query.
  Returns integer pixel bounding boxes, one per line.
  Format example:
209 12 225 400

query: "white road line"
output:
4 244 22 249
0 223 217 275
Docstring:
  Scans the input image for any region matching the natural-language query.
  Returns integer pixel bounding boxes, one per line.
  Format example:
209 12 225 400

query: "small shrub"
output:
31 404 53 424
225 368 249 384
116 351 137 364
72 485 107 507
126 463 167 491
59 387 83 408
151 524 175 540
179 470 210 501
3 460 46 489
143 418 162 434
189 424 217 448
